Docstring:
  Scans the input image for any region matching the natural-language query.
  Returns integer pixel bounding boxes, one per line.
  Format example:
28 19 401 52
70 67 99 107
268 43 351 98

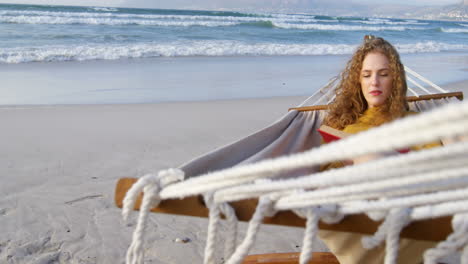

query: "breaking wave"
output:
1 41 467 64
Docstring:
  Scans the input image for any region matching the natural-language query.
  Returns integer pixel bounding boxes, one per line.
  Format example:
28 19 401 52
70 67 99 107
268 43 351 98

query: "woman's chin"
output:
368 103 384 108
367 98 388 108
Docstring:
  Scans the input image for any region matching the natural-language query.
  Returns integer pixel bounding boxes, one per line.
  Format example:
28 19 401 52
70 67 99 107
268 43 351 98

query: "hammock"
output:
115 66 466 264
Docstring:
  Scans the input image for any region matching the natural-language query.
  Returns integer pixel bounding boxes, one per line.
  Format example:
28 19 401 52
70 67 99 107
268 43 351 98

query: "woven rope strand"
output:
341 186 468 215
122 170 184 264
385 208 412 264
126 183 161 264
204 203 221 264
225 197 274 264
214 144 468 204
276 167 468 210
299 208 320 264
219 203 238 260
213 140 468 207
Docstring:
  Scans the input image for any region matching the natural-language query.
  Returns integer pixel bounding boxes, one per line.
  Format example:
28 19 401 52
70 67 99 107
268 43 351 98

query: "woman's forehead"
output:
361 52 390 70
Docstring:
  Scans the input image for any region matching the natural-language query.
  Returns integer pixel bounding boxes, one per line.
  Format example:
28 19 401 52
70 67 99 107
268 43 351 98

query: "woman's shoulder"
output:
342 122 370 134
342 110 418 134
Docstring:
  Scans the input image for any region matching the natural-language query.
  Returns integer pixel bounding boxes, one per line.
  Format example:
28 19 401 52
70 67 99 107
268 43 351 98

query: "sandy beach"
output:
1 76 467 263
1 52 467 106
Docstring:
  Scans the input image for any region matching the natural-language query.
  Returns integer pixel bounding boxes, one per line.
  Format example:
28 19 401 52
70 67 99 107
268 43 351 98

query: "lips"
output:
370 91 382 96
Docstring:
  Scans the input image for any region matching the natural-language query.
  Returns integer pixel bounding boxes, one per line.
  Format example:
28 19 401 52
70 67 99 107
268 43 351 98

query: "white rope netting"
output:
122 98 468 264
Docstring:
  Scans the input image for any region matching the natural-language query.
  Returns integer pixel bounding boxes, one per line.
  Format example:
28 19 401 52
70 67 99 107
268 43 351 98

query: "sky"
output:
0 0 461 9
353 0 459 5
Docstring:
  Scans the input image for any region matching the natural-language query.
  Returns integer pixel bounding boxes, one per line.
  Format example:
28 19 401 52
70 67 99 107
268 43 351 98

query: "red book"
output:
318 125 350 143
318 125 410 154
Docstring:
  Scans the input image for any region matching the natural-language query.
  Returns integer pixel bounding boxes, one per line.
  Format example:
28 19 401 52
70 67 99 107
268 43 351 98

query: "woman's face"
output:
360 52 393 108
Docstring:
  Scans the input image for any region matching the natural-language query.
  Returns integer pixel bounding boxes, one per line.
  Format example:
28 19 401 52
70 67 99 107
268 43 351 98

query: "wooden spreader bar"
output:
289 91 464 112
242 252 339 264
115 178 453 242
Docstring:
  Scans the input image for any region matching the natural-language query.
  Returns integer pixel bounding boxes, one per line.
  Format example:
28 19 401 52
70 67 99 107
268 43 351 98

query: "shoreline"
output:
0 95 309 109
0 81 465 109
0 77 466 109
1 52 467 106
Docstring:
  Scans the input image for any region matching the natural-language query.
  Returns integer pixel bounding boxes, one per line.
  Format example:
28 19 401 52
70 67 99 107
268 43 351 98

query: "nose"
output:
371 74 379 86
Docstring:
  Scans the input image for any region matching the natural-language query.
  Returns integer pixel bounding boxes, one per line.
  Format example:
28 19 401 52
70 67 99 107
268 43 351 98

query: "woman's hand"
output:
351 150 399 165
441 134 468 146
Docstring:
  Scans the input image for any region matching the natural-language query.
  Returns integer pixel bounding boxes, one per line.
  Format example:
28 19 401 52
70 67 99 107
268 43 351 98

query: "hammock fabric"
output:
179 95 461 179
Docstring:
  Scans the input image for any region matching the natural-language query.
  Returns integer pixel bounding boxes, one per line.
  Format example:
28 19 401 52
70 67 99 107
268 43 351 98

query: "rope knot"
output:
262 193 283 217
366 198 390 221
158 168 185 187
315 204 344 224
294 205 343 224
122 169 185 221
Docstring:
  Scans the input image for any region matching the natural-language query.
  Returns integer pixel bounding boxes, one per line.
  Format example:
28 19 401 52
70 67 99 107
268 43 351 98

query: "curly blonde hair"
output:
323 36 408 130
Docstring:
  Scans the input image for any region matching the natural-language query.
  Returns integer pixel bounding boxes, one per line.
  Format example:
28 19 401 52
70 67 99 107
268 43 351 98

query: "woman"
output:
324 35 408 131
322 35 439 167
318 35 440 263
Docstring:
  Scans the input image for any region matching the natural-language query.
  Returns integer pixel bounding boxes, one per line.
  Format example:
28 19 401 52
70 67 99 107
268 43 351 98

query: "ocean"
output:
1 3 467 105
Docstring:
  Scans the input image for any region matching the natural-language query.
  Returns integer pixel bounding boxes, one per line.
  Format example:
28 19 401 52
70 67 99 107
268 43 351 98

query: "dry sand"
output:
0 96 330 264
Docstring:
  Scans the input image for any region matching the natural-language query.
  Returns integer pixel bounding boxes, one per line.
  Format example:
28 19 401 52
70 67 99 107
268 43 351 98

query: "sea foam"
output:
272 22 419 31
0 10 317 24
1 41 467 64
441 27 468 33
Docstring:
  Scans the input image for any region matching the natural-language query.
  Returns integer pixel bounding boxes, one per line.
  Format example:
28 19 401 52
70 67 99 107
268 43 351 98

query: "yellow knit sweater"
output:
320 107 441 170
